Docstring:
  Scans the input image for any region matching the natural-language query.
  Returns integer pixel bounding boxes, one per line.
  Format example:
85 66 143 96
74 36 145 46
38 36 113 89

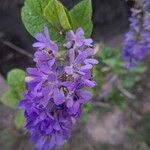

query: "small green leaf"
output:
109 90 126 111
14 110 25 129
1 69 26 109
1 90 18 109
104 58 117 68
130 64 147 73
7 69 26 88
70 0 93 37
121 76 138 87
7 69 26 99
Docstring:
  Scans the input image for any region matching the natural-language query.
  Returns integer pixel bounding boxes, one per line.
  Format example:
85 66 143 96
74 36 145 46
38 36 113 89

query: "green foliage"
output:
22 0 60 42
1 90 19 109
1 69 26 108
70 0 93 37
93 46 147 112
1 69 26 129
81 103 91 122
43 0 72 46
44 0 71 31
138 114 150 145
7 68 26 98
14 110 25 129
22 0 93 45
108 90 126 110
125 114 150 148
98 46 146 88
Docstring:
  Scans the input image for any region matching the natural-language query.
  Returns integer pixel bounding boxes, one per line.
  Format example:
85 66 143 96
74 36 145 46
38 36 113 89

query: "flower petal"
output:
84 79 96 87
80 64 93 70
65 66 74 75
53 88 65 105
69 48 75 64
84 58 99 64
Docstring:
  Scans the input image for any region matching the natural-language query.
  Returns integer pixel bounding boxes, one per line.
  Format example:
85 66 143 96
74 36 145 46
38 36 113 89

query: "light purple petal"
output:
32 42 45 48
44 26 51 41
65 66 74 75
84 79 96 87
53 121 61 131
78 90 93 103
72 101 80 114
66 31 74 42
84 58 99 64
84 39 93 46
34 33 45 42
48 58 55 68
69 48 75 64
55 133 65 146
53 88 65 105
66 98 74 108
49 42 58 53
48 72 57 82
46 125 53 134
80 64 93 70
26 67 40 76
76 28 84 47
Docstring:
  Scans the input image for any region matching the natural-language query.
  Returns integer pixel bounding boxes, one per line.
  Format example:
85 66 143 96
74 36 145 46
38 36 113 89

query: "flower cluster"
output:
19 27 98 150
123 0 150 68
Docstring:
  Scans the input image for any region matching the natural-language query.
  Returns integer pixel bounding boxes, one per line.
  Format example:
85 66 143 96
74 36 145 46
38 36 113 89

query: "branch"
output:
117 80 136 100
1 40 33 58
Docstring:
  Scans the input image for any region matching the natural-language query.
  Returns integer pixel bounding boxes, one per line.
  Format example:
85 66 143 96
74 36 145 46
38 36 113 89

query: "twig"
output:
1 40 33 58
0 53 13 64
92 102 110 108
97 75 118 99
117 80 136 100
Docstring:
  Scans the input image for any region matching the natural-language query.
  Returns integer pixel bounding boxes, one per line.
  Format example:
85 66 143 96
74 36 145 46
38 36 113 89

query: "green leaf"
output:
1 69 26 109
14 110 25 129
1 90 18 109
55 0 72 30
44 0 71 31
120 75 138 87
44 0 60 29
7 69 26 88
104 58 117 68
22 0 61 41
130 64 147 73
26 0 49 14
22 0 48 35
70 0 93 37
22 5 45 35
109 90 126 111
7 69 26 99
81 103 91 122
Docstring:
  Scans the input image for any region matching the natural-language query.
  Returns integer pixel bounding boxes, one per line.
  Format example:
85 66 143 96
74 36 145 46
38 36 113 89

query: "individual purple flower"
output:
33 26 58 54
65 48 98 75
19 27 98 150
123 0 150 68
65 28 93 49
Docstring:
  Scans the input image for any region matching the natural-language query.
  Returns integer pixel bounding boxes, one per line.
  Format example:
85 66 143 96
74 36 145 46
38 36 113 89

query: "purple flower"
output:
123 1 150 68
20 27 98 150
33 27 58 54
65 48 98 75
65 28 93 49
